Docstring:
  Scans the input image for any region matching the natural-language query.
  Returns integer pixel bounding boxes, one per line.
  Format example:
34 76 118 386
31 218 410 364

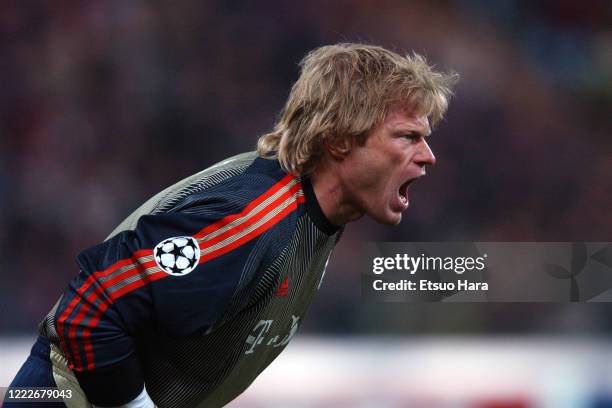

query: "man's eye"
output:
402 134 420 143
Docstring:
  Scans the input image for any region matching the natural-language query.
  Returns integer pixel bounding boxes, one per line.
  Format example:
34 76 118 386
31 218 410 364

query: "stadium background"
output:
0 1 610 406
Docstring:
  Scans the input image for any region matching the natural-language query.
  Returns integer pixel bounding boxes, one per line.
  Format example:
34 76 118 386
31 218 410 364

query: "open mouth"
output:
398 179 415 206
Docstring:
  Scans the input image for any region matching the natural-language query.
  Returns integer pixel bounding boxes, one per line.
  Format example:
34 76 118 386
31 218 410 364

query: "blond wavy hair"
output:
257 43 458 175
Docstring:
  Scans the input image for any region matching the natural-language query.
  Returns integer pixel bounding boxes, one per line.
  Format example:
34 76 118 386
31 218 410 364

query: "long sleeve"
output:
53 168 303 406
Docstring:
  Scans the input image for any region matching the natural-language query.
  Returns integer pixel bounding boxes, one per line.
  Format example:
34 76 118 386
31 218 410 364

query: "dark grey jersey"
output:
42 152 342 407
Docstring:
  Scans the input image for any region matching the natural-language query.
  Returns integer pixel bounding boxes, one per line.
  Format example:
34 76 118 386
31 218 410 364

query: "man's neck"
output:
308 161 363 226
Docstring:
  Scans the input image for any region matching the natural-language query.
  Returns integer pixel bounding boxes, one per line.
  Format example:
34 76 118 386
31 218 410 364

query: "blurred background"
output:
0 0 611 406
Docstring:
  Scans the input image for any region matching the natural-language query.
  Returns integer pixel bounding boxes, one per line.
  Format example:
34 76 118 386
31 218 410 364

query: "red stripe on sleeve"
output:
200 197 300 263
193 174 295 239
61 176 303 371
200 182 301 250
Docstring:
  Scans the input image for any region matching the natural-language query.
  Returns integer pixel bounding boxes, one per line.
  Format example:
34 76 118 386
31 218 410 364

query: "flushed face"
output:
338 105 436 225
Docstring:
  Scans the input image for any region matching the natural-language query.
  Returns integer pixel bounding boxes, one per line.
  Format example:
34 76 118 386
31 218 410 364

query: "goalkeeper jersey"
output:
39 152 342 408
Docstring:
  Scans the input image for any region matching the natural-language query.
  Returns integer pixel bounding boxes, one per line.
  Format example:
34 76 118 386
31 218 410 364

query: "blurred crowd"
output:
1 0 611 334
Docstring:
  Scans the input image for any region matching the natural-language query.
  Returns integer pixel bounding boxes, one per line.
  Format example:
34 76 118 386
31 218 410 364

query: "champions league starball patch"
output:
154 236 201 276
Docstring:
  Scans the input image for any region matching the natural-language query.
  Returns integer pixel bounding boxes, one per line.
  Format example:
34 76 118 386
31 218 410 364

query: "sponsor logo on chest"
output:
244 315 299 355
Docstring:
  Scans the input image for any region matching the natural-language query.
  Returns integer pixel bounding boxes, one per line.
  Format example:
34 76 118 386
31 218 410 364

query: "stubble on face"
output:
310 105 434 227
338 105 433 225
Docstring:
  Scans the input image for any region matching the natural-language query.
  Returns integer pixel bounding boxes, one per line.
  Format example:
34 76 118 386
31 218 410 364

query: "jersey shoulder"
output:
107 152 303 239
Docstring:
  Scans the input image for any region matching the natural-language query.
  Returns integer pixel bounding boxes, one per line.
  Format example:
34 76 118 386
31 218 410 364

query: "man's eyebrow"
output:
394 127 432 137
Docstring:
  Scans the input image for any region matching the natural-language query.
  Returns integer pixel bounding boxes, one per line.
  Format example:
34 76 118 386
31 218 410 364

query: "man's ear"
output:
323 133 352 160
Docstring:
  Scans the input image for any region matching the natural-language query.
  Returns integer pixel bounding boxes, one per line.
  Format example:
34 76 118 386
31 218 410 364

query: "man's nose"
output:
416 140 436 167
